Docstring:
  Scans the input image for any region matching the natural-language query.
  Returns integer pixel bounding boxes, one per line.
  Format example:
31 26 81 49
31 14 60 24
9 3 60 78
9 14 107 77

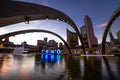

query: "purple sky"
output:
0 0 120 45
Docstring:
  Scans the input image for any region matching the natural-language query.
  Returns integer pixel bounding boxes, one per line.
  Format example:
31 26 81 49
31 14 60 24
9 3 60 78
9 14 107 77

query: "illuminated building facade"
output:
80 15 98 48
67 28 78 48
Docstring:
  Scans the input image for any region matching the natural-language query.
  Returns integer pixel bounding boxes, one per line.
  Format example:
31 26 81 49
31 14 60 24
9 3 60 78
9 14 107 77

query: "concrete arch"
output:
0 0 85 54
0 29 72 54
101 7 120 54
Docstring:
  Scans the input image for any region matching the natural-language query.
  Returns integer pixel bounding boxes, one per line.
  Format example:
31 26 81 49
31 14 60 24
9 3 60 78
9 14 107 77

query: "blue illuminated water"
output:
41 54 61 63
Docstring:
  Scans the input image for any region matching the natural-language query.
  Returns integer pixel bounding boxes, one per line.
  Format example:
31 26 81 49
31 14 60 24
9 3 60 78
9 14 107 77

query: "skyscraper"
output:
109 30 114 42
48 39 58 49
37 40 44 51
80 25 88 48
67 28 78 48
44 37 47 44
80 15 98 48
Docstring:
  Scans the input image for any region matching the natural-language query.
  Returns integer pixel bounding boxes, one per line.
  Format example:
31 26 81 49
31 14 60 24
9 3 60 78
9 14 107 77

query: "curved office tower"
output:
80 15 98 48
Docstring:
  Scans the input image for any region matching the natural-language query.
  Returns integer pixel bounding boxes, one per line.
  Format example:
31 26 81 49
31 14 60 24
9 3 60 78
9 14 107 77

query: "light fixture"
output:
69 23 71 25
2 38 5 41
66 21 69 24
0 44 3 47
46 16 49 20
24 16 30 24
56 17 59 20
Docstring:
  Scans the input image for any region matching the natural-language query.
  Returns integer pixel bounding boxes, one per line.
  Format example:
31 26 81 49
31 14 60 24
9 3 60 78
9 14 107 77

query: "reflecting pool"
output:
0 54 120 80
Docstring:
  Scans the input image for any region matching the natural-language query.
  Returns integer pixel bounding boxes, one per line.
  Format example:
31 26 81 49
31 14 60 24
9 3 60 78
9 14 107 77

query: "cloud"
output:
95 22 108 28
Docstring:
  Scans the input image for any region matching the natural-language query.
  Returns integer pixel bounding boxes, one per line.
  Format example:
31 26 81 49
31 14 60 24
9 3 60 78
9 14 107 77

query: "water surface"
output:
0 54 120 80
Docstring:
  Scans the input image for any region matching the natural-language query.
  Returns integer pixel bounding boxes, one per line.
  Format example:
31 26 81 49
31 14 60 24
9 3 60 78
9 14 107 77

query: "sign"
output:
41 49 61 62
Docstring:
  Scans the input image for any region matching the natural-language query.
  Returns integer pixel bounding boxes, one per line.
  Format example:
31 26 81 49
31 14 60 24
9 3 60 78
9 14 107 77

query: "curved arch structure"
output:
0 29 72 54
102 7 120 54
0 0 85 54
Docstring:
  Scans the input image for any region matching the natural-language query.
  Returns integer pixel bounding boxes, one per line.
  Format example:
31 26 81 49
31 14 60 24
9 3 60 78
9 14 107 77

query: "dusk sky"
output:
0 0 120 45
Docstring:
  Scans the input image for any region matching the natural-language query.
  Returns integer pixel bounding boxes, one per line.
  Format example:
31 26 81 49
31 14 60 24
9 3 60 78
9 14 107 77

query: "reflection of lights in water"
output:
81 55 114 56
57 55 61 61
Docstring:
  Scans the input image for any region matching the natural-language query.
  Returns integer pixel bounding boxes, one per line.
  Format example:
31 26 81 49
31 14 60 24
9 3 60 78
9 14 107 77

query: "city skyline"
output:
0 0 120 45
